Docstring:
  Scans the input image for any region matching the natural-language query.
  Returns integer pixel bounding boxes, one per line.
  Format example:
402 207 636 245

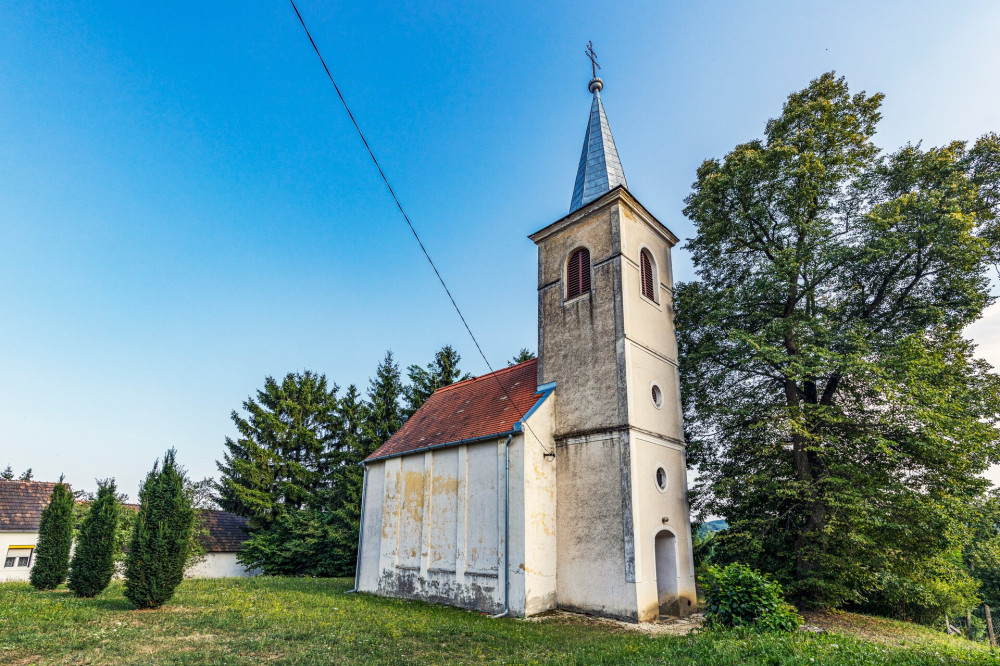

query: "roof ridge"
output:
434 358 537 395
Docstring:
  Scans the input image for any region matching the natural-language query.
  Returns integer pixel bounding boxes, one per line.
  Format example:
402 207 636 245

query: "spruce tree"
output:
508 348 536 366
29 477 74 590
68 479 120 597
327 384 369 575
124 449 195 609
333 353 403 575
403 345 470 417
216 371 338 529
365 351 404 447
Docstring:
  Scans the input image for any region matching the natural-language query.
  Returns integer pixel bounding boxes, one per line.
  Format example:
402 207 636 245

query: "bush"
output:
124 449 194 609
68 479 120 597
29 477 75 590
702 563 803 632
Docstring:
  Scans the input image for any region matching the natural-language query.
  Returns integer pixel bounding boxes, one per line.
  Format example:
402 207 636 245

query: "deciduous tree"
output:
678 72 1000 610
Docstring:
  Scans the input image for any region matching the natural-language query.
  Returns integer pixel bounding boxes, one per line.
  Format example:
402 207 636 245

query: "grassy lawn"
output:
1 577 997 665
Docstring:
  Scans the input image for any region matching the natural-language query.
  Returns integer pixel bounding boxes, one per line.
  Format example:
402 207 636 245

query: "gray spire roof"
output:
569 77 627 213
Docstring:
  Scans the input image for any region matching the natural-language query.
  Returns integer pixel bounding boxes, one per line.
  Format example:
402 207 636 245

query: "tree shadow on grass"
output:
85 596 135 611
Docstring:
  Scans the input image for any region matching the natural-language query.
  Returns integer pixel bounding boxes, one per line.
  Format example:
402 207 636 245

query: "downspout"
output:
491 433 513 618
347 464 368 594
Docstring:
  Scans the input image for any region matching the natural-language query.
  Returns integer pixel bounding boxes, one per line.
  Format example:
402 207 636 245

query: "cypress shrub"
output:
29 477 75 590
68 479 120 597
124 449 195 609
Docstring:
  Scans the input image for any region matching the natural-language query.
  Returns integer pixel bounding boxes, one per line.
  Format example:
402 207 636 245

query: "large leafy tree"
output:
677 72 1000 610
68 479 120 597
216 371 339 529
124 449 195 609
403 345 470 417
29 477 74 590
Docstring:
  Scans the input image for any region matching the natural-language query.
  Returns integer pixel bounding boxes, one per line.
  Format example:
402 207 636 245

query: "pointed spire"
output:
569 75 628 213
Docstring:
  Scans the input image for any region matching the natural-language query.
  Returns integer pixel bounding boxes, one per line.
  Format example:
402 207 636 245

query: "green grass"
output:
0 577 996 665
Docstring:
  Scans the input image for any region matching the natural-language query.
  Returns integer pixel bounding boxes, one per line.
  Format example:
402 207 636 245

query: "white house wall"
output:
357 436 528 615
0 531 38 582
185 552 253 578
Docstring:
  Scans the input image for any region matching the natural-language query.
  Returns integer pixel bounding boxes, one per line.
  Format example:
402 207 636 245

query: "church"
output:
354 71 696 623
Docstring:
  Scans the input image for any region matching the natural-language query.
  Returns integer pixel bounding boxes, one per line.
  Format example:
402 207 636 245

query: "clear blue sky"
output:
2 1 999 498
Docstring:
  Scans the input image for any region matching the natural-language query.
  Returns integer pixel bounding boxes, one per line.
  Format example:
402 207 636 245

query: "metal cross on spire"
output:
585 41 601 78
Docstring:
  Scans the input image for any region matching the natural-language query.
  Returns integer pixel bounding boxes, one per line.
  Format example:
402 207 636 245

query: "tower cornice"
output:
529 185 678 247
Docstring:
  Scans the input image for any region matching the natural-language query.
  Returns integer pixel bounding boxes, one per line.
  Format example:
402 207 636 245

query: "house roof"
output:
366 359 544 462
116 504 249 553
198 510 249 553
0 480 61 532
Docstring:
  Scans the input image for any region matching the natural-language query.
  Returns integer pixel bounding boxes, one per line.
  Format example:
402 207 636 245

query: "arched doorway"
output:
654 530 678 616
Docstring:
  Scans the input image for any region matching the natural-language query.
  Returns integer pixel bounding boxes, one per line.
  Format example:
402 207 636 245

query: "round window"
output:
655 467 668 492
651 383 663 409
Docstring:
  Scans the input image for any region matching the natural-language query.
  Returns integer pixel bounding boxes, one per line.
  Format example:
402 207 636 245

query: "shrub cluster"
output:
702 563 803 632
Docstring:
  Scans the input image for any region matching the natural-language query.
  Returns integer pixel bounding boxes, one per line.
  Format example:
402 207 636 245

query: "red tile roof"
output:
366 359 543 461
0 480 62 532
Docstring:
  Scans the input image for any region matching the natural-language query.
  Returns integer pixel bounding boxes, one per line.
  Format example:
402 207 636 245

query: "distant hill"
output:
698 519 728 534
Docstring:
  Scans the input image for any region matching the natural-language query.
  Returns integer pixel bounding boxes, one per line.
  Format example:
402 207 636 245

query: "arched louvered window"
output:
640 249 657 301
566 247 591 300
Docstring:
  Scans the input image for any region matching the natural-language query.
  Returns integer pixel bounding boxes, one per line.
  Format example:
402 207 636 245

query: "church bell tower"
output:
529 65 696 621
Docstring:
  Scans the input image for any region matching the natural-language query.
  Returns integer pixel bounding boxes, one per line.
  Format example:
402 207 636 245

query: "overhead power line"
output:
287 0 550 454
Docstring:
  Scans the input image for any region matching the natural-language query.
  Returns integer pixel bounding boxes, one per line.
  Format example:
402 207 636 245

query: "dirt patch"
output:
7 656 43 666
525 609 704 636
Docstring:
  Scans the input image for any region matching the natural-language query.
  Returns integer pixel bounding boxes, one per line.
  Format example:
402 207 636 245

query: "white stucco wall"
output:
533 190 696 622
0 531 38 582
184 552 253 578
359 416 564 617
519 392 559 616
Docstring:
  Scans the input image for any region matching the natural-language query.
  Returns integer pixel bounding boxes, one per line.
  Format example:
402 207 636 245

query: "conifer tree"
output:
365 350 404 447
1 465 14 480
334 352 403 574
215 371 338 529
29 476 74 590
327 384 369 574
124 449 195 609
403 345 470 417
508 348 536 366
68 479 120 597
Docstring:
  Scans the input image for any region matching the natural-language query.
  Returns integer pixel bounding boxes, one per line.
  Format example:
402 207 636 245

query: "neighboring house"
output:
0 479 59 582
355 73 697 622
186 509 253 578
0 478 253 582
